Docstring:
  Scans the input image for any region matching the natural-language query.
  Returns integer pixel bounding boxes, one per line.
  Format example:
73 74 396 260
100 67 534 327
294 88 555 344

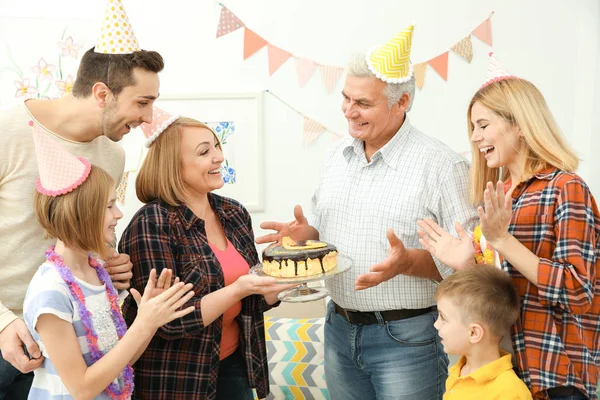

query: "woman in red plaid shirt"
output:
417 53 599 399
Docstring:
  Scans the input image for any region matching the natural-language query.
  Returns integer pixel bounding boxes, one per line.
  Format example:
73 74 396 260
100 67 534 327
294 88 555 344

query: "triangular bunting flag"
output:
243 28 267 60
413 63 427 90
216 6 245 38
472 18 493 46
451 36 473 63
295 58 317 87
304 117 325 144
116 170 130 205
267 45 292 76
428 52 449 81
319 65 343 93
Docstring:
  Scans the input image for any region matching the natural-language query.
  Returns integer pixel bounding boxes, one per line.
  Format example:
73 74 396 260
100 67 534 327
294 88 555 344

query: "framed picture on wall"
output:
156 92 265 212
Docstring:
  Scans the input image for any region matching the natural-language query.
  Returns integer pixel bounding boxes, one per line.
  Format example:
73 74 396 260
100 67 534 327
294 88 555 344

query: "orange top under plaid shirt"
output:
503 167 600 399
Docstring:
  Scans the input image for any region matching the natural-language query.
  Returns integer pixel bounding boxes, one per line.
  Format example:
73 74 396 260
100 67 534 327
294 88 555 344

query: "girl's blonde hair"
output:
467 78 579 205
34 166 114 259
136 117 221 206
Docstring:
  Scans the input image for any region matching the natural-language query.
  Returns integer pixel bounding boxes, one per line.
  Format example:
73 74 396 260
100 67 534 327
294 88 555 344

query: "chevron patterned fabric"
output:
366 25 414 83
254 317 329 400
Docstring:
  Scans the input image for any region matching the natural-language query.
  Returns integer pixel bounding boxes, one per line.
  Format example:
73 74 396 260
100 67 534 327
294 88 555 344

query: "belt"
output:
546 386 584 396
333 302 435 325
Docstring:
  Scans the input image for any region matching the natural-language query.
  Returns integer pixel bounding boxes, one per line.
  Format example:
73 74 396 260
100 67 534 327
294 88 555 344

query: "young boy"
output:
434 265 532 399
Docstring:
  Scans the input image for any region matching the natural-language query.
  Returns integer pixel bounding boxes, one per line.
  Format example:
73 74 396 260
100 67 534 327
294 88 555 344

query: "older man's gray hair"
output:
346 53 416 112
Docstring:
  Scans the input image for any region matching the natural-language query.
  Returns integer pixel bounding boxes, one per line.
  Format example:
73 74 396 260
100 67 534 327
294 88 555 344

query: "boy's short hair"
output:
435 265 520 338
34 166 114 259
71 48 164 98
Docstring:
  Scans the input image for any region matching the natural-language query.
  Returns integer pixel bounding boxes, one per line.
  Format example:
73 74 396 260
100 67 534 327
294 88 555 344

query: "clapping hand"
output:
417 219 474 270
479 181 513 246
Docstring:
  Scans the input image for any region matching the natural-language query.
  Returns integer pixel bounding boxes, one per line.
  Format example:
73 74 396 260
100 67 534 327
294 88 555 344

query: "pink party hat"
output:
32 123 91 197
141 107 179 147
95 0 140 54
481 52 516 88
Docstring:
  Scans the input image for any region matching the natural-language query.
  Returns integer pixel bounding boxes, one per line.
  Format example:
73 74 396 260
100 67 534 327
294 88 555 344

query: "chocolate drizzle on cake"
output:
262 242 337 275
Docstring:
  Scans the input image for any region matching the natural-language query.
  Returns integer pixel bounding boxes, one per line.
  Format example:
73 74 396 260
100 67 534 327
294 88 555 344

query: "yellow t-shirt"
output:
444 352 532 400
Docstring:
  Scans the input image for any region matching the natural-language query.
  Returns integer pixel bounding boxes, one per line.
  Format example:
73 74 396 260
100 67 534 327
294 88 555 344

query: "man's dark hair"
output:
71 48 164 98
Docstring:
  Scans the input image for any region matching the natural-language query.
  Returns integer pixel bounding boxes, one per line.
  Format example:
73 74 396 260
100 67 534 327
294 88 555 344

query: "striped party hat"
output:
95 0 140 54
32 123 91 197
366 25 414 84
481 52 516 88
140 107 179 147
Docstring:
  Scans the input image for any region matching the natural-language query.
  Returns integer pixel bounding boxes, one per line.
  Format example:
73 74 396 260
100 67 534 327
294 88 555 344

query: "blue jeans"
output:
216 349 254 400
0 351 33 400
324 301 448 400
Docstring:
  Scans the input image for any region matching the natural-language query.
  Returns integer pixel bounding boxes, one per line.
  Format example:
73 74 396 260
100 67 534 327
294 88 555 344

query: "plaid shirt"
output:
505 168 600 399
118 194 272 400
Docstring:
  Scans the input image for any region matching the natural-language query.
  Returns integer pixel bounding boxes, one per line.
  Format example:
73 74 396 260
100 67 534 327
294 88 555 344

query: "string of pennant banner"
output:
216 4 494 91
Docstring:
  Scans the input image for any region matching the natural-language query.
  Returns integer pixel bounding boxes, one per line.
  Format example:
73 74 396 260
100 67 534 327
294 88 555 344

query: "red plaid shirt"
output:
505 168 600 399
119 194 273 400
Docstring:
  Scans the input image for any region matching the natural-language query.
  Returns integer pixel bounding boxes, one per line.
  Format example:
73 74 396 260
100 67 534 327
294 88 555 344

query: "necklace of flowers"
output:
472 225 494 264
45 246 134 400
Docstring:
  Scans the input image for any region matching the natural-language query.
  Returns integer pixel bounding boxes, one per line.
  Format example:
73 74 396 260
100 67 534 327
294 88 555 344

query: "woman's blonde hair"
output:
34 166 114 259
136 117 221 206
467 78 579 205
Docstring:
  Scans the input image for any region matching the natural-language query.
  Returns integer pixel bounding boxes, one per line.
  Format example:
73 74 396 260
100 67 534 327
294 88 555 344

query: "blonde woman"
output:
119 112 292 400
417 54 599 399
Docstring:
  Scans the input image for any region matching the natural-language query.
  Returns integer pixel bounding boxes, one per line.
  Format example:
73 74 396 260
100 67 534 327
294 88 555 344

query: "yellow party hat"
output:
95 0 140 54
366 25 414 84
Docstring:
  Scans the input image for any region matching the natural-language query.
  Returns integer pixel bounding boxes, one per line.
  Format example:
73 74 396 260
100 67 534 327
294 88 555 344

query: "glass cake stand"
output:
249 254 353 303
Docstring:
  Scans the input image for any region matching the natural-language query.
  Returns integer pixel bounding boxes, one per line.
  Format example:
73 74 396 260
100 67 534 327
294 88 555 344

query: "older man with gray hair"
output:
257 26 477 399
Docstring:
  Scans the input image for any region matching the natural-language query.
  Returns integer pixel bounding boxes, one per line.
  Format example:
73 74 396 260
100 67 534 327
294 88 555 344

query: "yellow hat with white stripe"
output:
95 0 140 54
366 25 414 84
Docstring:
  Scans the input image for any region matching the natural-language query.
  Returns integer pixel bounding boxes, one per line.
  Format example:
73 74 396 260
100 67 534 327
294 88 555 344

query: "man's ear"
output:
92 82 111 108
396 92 411 115
469 323 485 344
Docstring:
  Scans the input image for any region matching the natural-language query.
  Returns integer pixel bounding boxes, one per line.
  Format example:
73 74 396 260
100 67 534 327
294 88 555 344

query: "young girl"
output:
23 125 196 399
417 53 599 399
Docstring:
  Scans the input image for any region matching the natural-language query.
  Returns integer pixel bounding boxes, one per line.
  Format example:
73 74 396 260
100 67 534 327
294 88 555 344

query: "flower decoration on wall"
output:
206 121 237 185
31 58 56 81
55 75 75 95
3 31 82 100
57 37 82 59
14 79 38 98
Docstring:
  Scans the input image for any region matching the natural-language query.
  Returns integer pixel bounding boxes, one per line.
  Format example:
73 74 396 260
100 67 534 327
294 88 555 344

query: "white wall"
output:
1 0 599 244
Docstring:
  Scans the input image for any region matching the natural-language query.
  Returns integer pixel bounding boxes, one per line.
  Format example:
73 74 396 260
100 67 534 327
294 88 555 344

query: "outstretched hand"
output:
417 219 474 270
255 205 318 245
355 229 409 291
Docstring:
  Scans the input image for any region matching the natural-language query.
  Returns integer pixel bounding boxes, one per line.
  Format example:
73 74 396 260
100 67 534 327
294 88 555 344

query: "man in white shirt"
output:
257 26 477 399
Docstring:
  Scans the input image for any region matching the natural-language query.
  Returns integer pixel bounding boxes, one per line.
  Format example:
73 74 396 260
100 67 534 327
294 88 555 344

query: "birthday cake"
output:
262 237 338 278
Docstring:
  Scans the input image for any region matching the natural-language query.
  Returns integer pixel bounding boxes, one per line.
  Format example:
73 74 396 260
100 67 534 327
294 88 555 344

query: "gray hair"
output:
346 53 416 112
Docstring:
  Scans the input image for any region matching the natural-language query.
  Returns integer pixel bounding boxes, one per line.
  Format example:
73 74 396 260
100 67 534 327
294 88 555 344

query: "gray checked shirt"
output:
310 117 478 311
